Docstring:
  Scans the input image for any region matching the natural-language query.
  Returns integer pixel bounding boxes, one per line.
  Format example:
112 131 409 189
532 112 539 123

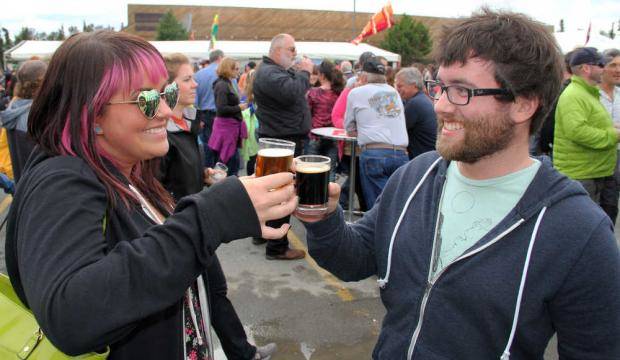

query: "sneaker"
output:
252 237 267 245
254 343 277 359
266 248 306 260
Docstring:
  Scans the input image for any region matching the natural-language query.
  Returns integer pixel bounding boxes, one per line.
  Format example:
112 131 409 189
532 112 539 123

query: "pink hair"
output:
59 49 169 206
29 31 175 211
61 49 167 155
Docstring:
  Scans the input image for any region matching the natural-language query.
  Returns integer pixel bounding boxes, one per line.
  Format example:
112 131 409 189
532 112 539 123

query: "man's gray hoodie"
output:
305 151 620 359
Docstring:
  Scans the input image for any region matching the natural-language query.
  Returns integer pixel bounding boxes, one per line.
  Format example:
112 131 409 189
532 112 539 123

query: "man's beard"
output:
278 53 294 69
436 111 515 163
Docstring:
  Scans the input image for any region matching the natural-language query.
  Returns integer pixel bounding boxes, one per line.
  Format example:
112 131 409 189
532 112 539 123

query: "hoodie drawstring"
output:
377 157 442 288
500 206 547 360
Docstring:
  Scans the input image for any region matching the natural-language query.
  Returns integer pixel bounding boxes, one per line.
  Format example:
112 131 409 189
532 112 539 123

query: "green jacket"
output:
553 75 617 180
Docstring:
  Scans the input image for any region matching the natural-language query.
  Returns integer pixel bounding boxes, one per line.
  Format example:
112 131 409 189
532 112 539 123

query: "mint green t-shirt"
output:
431 160 541 277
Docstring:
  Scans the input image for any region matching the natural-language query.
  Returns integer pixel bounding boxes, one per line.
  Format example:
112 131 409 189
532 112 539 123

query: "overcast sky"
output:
1 0 619 40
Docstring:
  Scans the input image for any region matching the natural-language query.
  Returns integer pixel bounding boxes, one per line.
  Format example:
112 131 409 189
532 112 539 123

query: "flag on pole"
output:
209 14 219 50
351 2 394 45
585 21 591 45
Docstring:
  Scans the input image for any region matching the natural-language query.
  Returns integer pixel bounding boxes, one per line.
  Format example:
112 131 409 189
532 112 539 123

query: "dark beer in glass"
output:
255 138 295 176
295 155 331 216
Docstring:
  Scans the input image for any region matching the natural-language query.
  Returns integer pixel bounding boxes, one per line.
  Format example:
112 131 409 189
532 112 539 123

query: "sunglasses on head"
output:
107 82 179 119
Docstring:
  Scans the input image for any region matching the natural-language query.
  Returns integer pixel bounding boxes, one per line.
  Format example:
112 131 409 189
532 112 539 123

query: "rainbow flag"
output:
209 14 219 50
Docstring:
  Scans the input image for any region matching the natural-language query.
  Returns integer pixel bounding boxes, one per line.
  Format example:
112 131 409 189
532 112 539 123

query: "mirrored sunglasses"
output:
108 82 179 119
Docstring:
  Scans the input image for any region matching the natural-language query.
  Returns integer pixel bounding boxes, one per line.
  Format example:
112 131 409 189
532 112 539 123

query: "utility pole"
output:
352 0 357 39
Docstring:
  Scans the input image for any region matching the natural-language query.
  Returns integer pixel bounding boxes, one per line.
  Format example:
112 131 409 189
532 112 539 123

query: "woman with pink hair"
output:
5 31 295 359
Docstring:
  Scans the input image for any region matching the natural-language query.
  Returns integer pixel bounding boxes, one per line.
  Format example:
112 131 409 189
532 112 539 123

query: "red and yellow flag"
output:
351 2 394 45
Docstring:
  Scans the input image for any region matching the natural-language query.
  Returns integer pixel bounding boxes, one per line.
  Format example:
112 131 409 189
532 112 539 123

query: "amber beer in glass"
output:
255 138 296 176
295 155 331 216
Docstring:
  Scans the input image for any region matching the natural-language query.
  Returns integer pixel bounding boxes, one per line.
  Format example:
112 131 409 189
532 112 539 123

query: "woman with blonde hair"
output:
240 68 260 175
208 57 247 176
161 53 276 360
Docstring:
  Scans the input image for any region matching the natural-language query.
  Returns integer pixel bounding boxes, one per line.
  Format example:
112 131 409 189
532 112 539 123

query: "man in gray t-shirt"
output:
344 57 409 207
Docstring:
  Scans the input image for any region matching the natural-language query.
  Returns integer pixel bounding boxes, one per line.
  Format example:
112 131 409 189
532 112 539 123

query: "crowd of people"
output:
0 7 618 360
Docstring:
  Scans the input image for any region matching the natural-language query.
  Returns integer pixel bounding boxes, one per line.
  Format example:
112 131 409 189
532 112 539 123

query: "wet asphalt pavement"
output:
2 188 618 359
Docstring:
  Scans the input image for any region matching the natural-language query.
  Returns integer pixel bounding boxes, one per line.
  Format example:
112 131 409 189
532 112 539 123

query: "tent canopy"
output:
5 40 401 64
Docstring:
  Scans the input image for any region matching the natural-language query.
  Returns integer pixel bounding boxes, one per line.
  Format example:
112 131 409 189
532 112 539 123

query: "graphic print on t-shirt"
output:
368 91 402 118
432 160 541 277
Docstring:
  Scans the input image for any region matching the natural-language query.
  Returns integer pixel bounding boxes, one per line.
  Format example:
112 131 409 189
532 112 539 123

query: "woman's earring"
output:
94 125 103 135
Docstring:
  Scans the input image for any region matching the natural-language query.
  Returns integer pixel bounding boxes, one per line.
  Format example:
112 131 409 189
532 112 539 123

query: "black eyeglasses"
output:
424 80 513 106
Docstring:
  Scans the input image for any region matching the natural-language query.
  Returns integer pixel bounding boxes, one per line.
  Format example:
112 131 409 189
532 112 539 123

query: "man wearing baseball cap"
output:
553 46 620 223
344 56 409 207
346 51 375 88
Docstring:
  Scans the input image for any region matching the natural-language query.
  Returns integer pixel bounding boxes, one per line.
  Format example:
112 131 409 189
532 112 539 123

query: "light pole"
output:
352 0 357 39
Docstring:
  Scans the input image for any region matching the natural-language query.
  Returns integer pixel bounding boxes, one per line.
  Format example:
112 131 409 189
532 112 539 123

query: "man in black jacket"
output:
252 33 314 260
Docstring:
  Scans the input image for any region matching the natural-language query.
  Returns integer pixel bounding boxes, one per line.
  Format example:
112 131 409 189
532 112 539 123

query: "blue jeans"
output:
359 149 409 208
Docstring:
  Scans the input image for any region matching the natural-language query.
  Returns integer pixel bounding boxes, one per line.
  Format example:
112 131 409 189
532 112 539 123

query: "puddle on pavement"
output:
300 342 315 359
249 336 378 359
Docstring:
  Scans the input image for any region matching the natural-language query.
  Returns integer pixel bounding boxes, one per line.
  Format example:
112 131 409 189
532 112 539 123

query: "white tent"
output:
5 40 401 64
554 30 619 53
4 41 63 61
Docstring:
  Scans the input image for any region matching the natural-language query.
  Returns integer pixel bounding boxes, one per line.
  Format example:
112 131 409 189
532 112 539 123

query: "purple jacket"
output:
208 116 248 163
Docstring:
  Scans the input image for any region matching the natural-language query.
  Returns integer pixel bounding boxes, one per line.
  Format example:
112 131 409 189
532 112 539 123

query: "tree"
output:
156 11 188 41
47 25 66 40
82 21 95 32
68 25 80 35
380 15 432 65
14 27 35 43
559 19 564 32
2 28 12 49
0 28 10 70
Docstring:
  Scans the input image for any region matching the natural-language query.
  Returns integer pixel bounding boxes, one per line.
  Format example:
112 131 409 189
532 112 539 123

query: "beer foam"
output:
258 148 294 157
297 163 330 173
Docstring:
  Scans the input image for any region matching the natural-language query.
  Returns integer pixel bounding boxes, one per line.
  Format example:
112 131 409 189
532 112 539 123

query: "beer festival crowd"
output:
0 7 619 360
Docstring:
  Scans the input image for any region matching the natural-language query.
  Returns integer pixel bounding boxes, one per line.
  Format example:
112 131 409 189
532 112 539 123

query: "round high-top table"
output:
310 127 359 222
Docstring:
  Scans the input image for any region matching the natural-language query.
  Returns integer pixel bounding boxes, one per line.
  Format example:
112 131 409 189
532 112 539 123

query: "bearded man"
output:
295 9 620 360
251 33 314 260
